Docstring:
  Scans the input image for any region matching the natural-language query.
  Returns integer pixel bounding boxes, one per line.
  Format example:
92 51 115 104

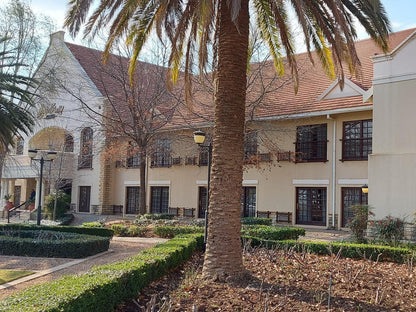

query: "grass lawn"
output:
0 269 35 285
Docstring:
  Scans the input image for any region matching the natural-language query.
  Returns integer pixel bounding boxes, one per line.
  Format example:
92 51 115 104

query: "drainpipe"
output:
327 114 336 229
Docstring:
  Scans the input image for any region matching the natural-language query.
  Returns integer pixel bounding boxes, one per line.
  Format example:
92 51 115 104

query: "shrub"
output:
111 224 129 236
127 225 147 237
83 221 105 228
0 234 204 312
241 225 305 240
243 236 414 264
141 213 174 220
242 217 272 226
110 224 147 237
371 216 405 246
153 226 204 238
45 190 71 219
346 204 373 243
0 223 114 238
0 230 110 258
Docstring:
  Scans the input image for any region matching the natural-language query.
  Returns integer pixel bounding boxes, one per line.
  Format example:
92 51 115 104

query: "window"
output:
79 127 93 169
80 127 93 155
244 131 258 160
295 124 327 162
199 149 209 166
341 187 368 227
127 142 140 168
296 187 327 225
342 119 372 160
126 187 140 214
198 136 211 166
64 134 74 152
15 137 24 155
241 187 256 217
151 139 171 167
151 186 169 213
198 186 208 218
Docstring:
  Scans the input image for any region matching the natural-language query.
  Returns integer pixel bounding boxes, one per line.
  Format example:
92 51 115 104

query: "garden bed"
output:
0 230 111 258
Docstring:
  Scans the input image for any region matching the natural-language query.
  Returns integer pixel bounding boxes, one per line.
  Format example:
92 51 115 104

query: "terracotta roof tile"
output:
65 28 415 128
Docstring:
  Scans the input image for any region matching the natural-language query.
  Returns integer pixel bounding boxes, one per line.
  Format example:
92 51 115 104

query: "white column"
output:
34 178 40 211
9 179 16 204
0 179 7 210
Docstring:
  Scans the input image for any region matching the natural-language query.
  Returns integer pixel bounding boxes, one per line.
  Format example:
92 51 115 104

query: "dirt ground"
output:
118 247 416 312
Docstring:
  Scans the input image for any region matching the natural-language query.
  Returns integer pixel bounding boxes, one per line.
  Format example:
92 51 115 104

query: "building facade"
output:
2 28 415 229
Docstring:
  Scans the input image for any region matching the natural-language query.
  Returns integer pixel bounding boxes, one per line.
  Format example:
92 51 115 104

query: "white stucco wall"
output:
369 30 416 219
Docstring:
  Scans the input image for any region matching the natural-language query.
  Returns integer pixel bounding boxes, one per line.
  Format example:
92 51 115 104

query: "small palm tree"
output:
65 0 390 279
0 36 35 150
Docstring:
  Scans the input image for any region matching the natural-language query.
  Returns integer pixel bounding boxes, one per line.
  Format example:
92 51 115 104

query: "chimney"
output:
50 31 65 42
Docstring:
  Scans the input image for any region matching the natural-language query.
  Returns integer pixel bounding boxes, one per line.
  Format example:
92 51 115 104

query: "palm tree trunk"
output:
202 0 249 279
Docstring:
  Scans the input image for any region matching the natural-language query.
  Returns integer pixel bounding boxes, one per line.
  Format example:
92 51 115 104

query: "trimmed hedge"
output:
0 223 114 238
141 213 174 220
153 226 204 238
0 234 204 312
0 230 110 258
241 225 305 241
111 224 147 237
153 225 304 240
243 236 414 264
242 217 272 226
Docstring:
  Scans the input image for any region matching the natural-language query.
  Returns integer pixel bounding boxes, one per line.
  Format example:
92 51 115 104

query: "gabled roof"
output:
63 28 415 128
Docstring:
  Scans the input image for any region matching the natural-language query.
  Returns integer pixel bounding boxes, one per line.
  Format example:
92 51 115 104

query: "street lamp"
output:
28 149 57 225
361 184 369 194
193 130 212 248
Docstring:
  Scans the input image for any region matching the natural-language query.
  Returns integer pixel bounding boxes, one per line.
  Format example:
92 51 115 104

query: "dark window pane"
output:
151 186 169 213
342 120 372 160
16 137 24 155
295 124 327 162
296 188 326 225
64 134 74 152
81 127 93 155
244 131 258 160
152 139 171 167
241 187 256 217
126 187 140 214
341 187 368 227
79 128 93 169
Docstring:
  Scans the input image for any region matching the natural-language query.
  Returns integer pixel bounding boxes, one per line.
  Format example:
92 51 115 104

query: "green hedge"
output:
111 224 148 237
153 226 204 238
241 217 272 226
0 230 111 258
0 223 114 238
141 213 175 220
241 225 305 241
243 236 414 264
0 234 204 312
152 225 304 240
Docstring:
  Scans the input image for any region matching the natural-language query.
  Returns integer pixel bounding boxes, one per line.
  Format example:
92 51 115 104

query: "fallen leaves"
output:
117 248 416 311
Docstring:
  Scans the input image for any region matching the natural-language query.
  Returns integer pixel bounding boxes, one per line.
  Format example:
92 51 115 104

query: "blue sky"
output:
381 0 416 31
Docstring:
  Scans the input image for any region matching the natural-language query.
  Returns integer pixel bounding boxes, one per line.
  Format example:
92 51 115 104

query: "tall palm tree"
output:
0 36 34 151
65 0 390 279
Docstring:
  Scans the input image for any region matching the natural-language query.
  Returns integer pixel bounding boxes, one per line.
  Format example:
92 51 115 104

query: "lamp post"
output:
28 149 57 225
361 184 369 194
193 130 212 248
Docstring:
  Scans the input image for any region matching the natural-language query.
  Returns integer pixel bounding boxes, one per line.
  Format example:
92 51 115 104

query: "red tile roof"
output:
65 28 416 128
